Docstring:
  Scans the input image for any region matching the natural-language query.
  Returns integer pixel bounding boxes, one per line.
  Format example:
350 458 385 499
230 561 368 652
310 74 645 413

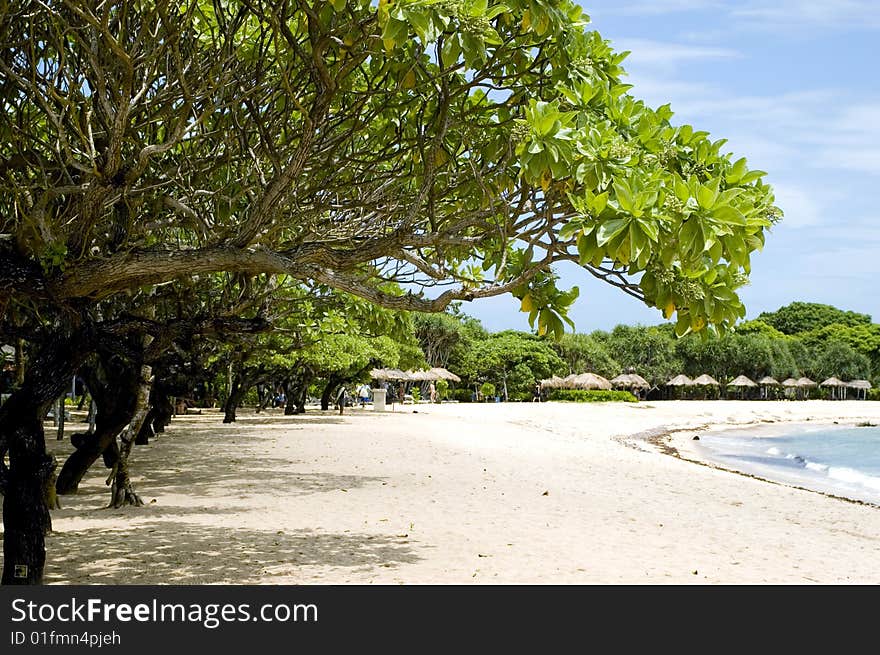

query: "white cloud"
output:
769 183 825 227
613 38 741 72
592 1 880 31
593 1 725 17
731 0 880 30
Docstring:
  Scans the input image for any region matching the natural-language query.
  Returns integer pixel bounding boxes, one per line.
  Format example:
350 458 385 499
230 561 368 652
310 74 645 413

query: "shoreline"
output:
646 419 880 510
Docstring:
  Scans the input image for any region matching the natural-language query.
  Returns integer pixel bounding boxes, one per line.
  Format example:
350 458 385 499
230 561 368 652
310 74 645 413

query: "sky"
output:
465 0 880 334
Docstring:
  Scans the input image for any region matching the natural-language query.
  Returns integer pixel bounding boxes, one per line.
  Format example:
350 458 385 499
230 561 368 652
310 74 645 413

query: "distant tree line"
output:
413 301 878 401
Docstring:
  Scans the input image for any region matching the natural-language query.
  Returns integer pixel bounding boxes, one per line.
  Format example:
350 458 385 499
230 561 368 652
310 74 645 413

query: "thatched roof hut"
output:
611 373 650 389
758 376 780 386
370 368 407 381
692 374 720 386
571 372 612 390
666 374 693 386
429 367 461 382
797 377 817 388
727 374 756 399
820 376 847 400
782 377 798 387
540 375 566 389
847 379 872 400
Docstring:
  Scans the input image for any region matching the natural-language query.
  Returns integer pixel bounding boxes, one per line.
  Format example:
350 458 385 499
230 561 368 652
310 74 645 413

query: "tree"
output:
0 0 777 584
596 325 682 386
809 341 871 382
459 331 565 401
552 333 619 377
757 302 871 335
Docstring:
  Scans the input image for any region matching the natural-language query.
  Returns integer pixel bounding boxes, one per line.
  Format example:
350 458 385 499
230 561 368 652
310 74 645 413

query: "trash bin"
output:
372 388 386 412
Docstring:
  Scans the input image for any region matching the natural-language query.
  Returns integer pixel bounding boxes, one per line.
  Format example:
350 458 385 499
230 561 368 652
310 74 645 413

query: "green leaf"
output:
596 218 629 246
613 179 634 212
728 157 747 184
696 180 719 210
713 205 746 225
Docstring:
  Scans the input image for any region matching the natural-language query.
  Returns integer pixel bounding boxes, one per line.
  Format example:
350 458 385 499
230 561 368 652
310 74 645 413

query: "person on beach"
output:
533 380 542 402
357 383 371 407
336 386 349 415
429 381 436 403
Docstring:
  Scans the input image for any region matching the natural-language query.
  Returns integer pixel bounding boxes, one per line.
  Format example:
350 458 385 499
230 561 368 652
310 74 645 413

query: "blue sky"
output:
466 0 880 333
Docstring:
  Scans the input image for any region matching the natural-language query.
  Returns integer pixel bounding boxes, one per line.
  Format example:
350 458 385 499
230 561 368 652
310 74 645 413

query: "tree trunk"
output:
56 396 65 440
87 398 97 433
1 331 87 585
56 359 140 496
295 379 308 414
321 374 343 411
151 392 173 434
135 408 155 445
223 375 246 423
284 388 298 415
107 364 151 508
14 337 25 386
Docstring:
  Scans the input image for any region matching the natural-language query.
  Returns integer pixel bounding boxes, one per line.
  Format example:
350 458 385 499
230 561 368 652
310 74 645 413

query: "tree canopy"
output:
1 0 778 337
757 302 872 335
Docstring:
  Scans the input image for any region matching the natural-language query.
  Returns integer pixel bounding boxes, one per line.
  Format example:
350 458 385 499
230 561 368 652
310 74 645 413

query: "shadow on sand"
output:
45 522 420 584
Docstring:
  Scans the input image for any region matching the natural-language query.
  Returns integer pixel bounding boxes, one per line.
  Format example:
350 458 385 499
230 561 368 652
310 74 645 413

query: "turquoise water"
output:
695 424 880 505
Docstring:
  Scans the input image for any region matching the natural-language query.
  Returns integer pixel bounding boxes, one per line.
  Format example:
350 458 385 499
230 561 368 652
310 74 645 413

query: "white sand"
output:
38 400 880 584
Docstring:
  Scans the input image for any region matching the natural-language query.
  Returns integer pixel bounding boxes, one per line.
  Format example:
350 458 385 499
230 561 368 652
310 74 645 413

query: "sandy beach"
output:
34 400 880 585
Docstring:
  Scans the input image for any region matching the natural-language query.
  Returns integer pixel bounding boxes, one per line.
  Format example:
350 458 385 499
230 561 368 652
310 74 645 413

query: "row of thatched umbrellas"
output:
666 374 872 399
541 371 873 398
370 367 462 383
540 372 650 391
665 373 871 389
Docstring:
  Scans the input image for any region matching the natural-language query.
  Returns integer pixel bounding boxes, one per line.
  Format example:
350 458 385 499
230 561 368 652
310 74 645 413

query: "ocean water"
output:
694 423 880 505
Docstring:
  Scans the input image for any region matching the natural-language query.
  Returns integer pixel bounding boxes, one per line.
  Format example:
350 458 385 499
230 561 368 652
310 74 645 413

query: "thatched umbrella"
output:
628 374 650 389
571 372 612 390
540 375 566 389
691 373 720 400
693 374 720 386
820 376 847 401
757 376 780 400
611 373 650 399
429 367 461 383
782 377 799 400
665 374 693 400
612 373 649 387
847 379 872 400
727 374 757 400
559 373 579 389
370 368 412 381
795 376 816 400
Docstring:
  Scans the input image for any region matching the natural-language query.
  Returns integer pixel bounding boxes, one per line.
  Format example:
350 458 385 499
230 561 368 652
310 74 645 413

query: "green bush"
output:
411 387 421 402
452 388 471 402
867 389 880 401
436 379 449 400
480 382 496 400
547 389 637 403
